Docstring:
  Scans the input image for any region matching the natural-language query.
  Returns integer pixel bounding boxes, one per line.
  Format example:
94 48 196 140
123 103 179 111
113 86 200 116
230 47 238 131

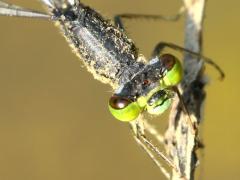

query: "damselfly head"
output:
108 54 183 122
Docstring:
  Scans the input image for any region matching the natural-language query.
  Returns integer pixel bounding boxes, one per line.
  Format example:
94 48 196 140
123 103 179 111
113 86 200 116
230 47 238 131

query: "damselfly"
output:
0 0 224 177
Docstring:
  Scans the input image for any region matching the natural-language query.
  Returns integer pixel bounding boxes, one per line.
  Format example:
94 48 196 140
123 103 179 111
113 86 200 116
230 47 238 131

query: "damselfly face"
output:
108 54 183 121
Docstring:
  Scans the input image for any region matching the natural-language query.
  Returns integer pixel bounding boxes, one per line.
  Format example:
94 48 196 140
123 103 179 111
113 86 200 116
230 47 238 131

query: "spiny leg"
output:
129 120 171 178
129 119 184 177
134 121 188 179
114 6 185 31
132 135 170 179
172 86 197 135
138 133 177 171
151 42 225 80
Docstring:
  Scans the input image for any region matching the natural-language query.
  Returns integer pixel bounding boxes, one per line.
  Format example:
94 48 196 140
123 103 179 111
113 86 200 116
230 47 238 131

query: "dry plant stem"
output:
164 0 206 180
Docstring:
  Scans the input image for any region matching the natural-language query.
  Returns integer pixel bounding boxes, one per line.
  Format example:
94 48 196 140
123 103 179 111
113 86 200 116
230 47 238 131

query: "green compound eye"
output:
146 90 172 115
160 54 183 87
108 95 142 122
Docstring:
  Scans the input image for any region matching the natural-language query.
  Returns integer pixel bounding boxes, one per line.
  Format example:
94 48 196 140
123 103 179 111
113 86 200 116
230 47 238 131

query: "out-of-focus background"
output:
0 0 239 179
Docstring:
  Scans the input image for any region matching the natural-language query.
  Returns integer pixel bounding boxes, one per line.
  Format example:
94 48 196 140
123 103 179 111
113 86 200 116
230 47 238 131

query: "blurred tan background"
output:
0 0 239 180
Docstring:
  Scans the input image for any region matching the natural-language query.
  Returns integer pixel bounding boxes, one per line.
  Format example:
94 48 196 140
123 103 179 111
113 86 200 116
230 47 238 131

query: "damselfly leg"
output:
114 6 185 31
151 42 225 80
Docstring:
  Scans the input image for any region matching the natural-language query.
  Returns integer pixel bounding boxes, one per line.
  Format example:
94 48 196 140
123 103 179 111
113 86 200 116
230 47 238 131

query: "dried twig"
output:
164 0 206 180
